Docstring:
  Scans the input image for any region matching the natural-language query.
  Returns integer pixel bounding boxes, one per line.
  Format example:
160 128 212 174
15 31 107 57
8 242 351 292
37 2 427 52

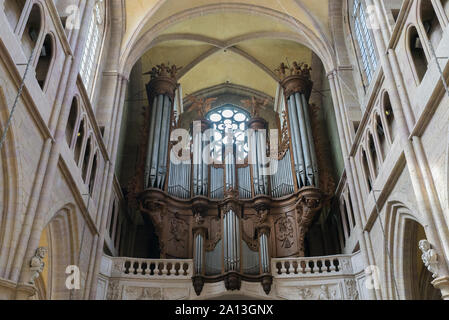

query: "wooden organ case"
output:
128 62 333 296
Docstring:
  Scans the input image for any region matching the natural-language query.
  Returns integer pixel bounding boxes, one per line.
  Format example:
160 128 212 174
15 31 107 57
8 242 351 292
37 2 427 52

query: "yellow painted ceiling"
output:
179 49 277 97
235 38 313 72
159 12 296 41
124 0 330 50
125 0 326 99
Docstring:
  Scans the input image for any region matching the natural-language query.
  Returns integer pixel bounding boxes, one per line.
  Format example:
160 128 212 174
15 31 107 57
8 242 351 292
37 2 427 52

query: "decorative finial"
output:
144 63 182 80
275 61 312 81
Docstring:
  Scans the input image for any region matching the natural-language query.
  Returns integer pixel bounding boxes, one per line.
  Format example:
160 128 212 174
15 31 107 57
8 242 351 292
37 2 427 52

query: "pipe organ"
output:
134 62 329 296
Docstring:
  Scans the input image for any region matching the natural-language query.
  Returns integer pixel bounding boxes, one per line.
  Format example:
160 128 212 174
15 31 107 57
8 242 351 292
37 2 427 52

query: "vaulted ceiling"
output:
121 0 333 98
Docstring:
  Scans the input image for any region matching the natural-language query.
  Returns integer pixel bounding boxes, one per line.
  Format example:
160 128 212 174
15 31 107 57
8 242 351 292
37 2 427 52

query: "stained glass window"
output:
207 105 250 162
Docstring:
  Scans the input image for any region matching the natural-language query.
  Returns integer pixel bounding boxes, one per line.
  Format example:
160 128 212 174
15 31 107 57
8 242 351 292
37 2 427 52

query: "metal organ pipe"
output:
148 94 164 188
280 65 318 190
301 93 319 187
287 97 306 187
144 95 159 187
259 233 269 273
294 93 314 187
157 95 172 189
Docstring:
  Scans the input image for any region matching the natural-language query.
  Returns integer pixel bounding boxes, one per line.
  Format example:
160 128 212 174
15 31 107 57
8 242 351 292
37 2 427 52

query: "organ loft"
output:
127 61 333 296
0 0 448 301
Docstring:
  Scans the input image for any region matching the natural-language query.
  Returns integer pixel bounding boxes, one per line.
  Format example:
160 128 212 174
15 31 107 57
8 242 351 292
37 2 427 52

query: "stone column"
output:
365 0 449 296
10 0 96 292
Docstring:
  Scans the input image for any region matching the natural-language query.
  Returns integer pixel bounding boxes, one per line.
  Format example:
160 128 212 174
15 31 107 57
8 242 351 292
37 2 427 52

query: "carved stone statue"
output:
29 247 47 285
419 239 439 278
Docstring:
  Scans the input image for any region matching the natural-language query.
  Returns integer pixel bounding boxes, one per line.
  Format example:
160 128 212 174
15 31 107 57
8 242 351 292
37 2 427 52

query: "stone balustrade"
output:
102 256 193 279
272 254 354 278
97 253 366 300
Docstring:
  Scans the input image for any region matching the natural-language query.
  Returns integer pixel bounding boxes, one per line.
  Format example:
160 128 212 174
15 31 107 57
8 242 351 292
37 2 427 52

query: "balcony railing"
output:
272 254 354 278
105 256 194 279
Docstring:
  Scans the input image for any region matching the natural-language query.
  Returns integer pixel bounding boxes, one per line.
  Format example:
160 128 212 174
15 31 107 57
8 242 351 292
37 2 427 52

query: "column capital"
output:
431 276 449 300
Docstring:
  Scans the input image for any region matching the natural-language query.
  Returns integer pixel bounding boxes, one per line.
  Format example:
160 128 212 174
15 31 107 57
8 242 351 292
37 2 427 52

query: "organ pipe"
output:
223 209 241 271
248 117 269 196
143 64 179 190
192 120 211 196
280 63 319 189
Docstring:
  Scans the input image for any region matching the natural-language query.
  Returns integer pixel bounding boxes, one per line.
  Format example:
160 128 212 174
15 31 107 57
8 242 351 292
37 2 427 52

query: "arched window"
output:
368 132 379 176
108 200 117 238
382 92 396 143
206 105 250 163
88 153 98 195
374 113 388 159
350 0 378 86
79 0 105 96
65 98 78 146
361 149 373 192
421 1 443 49
341 198 351 237
4 0 26 31
74 118 85 163
81 137 92 179
408 25 428 84
36 34 54 90
21 4 42 58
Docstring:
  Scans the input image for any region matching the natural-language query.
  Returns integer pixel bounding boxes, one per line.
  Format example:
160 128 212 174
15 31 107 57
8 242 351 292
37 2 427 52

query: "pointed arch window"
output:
351 0 378 86
79 0 105 96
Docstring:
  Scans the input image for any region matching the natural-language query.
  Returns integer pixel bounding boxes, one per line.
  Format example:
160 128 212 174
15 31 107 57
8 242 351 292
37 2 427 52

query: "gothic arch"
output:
120 3 336 77
384 201 440 300
0 87 21 279
406 23 428 85
38 204 79 300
